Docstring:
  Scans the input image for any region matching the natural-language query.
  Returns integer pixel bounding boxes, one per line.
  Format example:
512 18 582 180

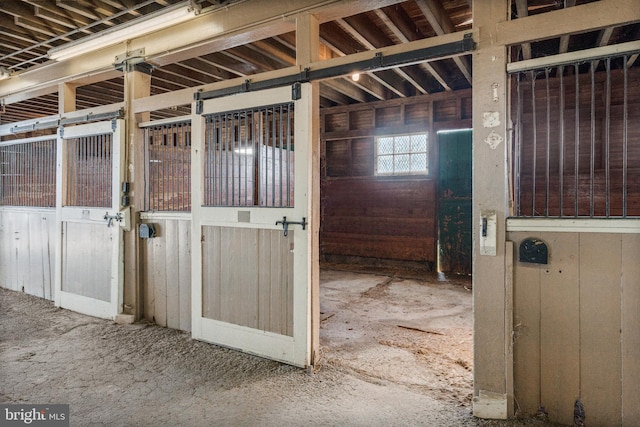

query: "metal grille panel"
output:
0 138 57 207
512 55 640 218
65 133 112 208
144 121 191 211
204 103 294 208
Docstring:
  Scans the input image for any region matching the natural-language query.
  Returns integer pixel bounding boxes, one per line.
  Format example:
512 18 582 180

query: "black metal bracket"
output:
292 82 302 100
275 216 307 237
193 32 476 103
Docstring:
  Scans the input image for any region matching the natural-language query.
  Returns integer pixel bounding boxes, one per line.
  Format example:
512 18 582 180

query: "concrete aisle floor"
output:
0 270 556 426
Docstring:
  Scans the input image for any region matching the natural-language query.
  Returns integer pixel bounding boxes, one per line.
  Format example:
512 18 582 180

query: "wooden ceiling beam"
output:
370 69 410 98
33 6 93 34
55 0 101 20
336 16 427 94
325 77 369 103
0 1 72 43
375 7 451 91
319 82 354 105
349 74 387 101
558 0 576 53
415 0 471 82
515 0 532 60
226 45 284 72
497 0 639 45
251 40 296 66
193 56 246 79
153 65 210 87
318 33 388 100
250 37 374 105
150 76 189 93
167 60 228 83
14 17 72 41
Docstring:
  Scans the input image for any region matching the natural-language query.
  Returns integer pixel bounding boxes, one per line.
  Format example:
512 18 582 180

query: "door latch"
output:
104 212 123 228
275 216 306 237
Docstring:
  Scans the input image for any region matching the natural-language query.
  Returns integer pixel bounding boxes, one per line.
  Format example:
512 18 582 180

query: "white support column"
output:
122 67 151 321
296 12 321 366
472 0 512 419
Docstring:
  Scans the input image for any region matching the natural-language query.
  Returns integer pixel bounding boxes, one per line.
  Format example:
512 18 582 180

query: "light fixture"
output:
48 1 197 62
0 66 11 80
351 73 360 82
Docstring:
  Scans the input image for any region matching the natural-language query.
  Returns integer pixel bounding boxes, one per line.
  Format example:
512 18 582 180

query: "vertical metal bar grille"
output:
0 138 57 207
65 133 112 208
511 53 638 218
204 102 295 208
558 65 565 217
515 72 522 216
144 121 192 211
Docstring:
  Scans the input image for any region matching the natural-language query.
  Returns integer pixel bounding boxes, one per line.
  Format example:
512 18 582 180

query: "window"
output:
375 133 429 176
204 103 294 208
64 133 112 208
144 120 191 211
0 138 57 207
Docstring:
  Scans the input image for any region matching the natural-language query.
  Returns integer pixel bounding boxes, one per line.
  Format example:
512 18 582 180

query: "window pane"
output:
411 134 427 152
377 155 393 173
377 137 393 155
394 154 410 173
394 135 410 153
410 154 427 172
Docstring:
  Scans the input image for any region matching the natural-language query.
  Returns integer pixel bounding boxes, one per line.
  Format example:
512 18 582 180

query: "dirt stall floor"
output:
1 269 558 426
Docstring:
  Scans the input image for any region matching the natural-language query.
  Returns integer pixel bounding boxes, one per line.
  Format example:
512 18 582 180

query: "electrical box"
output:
519 238 549 264
139 223 157 239
479 210 497 256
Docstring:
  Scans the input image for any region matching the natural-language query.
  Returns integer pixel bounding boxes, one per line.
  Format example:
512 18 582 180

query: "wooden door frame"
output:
54 119 126 319
190 84 318 367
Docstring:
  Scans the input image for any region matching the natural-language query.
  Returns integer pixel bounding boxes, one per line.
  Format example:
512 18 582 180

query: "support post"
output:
58 82 76 114
472 0 512 419
122 67 151 321
296 12 320 367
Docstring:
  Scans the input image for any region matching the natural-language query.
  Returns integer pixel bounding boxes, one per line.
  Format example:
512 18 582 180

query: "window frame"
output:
374 132 430 177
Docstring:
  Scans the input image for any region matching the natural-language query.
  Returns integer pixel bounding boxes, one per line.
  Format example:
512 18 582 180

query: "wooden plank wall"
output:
0 210 56 300
140 219 191 331
320 90 471 266
510 231 640 426
201 226 294 336
515 67 640 217
61 222 112 302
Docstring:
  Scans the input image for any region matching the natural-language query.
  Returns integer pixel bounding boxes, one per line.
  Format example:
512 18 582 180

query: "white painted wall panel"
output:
140 218 192 331
0 209 56 300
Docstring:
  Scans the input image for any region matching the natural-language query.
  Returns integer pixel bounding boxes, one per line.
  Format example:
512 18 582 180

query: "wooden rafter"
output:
415 0 471 83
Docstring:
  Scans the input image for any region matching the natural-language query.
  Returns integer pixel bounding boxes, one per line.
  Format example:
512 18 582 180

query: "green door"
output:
437 130 472 275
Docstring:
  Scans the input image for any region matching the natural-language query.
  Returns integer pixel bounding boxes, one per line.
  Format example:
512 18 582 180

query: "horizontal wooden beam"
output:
0 0 405 104
496 0 640 46
134 30 474 114
507 40 640 72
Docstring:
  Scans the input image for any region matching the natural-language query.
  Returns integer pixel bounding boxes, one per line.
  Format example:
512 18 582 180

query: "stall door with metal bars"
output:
55 120 126 319
192 85 313 367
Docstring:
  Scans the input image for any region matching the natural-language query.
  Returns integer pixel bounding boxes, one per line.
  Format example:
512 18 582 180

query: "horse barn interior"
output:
0 0 639 424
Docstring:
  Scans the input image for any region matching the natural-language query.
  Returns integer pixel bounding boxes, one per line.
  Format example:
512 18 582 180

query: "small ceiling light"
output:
351 73 360 82
0 67 11 80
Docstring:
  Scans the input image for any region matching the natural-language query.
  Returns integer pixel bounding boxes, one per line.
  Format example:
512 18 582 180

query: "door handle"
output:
275 216 306 237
